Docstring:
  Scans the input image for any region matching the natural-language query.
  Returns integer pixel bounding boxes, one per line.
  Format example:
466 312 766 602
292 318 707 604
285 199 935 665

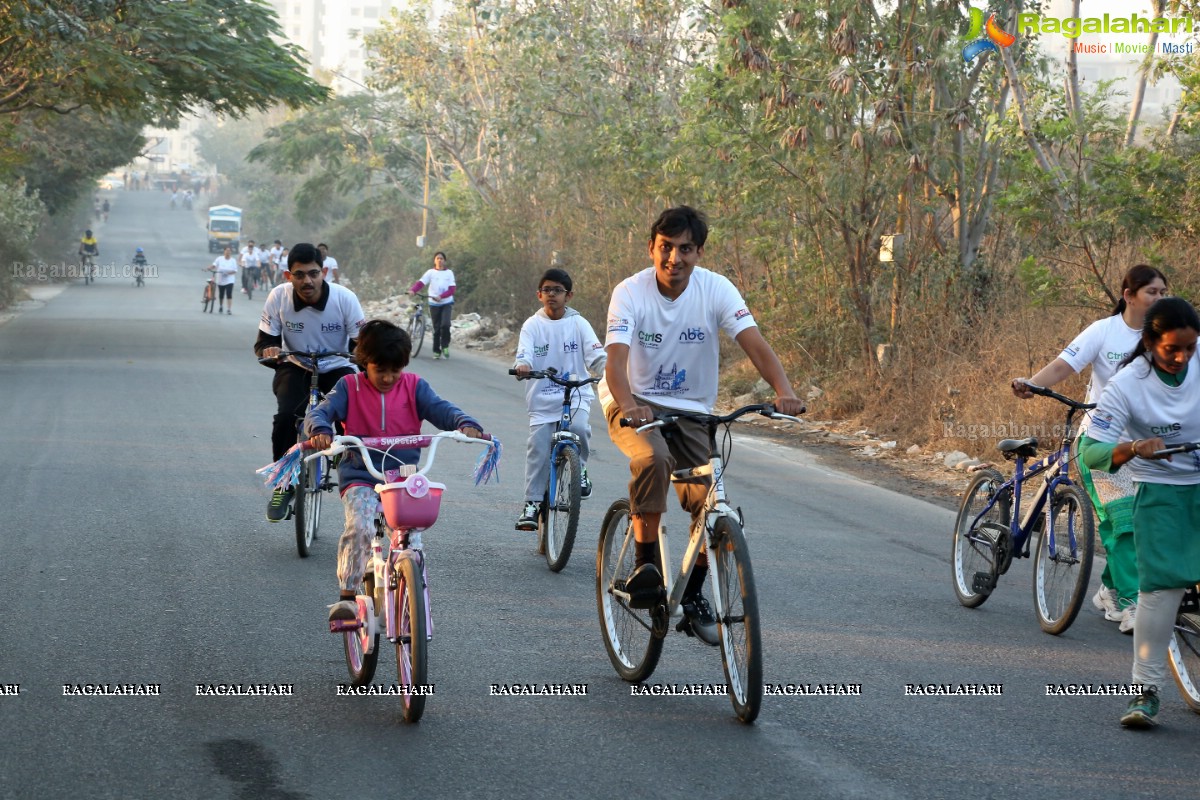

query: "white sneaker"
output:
1092 586 1122 622
1119 601 1137 635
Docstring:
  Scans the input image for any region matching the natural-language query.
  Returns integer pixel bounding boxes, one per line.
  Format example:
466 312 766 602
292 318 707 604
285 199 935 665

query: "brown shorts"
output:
604 401 711 517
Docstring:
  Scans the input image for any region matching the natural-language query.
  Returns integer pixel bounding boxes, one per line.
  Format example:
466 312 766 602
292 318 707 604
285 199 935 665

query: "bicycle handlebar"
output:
508 366 601 388
307 432 496 482
256 350 355 368
1152 441 1200 458
1017 382 1096 411
620 403 804 433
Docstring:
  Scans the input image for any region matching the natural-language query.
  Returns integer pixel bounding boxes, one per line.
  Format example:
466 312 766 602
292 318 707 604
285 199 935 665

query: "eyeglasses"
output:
538 287 567 296
291 269 322 280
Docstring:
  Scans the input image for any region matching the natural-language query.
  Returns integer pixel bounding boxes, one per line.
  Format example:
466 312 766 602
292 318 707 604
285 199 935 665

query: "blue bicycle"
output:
509 367 599 572
951 384 1096 634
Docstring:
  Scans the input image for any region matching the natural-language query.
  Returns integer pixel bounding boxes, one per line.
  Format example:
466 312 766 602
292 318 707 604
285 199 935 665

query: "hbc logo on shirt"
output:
679 327 706 343
563 340 579 353
322 322 343 333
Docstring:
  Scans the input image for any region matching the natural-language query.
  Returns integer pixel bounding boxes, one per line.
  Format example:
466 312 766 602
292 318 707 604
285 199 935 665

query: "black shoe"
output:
680 593 720 646
266 488 294 522
515 501 540 532
580 468 592 499
616 563 663 609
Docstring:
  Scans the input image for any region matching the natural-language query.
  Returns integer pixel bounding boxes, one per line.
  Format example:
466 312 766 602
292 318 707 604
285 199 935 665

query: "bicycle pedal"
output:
971 571 997 596
675 617 696 638
328 619 362 633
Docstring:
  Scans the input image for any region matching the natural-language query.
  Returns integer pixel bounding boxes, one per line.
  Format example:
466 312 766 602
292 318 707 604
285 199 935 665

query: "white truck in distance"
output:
207 205 242 253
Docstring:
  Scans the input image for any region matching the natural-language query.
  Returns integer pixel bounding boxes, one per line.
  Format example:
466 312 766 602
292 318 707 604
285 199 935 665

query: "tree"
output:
0 0 326 122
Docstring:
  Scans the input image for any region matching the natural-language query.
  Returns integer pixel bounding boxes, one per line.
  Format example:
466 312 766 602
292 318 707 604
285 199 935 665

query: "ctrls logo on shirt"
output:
962 7 1015 61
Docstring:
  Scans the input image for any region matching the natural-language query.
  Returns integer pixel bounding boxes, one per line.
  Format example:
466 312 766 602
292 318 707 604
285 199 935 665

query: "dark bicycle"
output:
258 350 356 557
407 294 429 358
951 383 1096 634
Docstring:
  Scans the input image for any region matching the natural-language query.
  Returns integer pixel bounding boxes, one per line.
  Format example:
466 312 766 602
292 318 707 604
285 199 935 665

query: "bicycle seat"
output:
997 437 1038 458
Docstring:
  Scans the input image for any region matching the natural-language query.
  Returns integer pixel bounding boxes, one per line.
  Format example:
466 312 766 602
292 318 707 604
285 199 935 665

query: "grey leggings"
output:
1132 588 1186 691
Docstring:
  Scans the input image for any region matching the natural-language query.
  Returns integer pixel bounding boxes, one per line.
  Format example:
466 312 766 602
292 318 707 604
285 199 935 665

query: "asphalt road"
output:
1 189 1197 799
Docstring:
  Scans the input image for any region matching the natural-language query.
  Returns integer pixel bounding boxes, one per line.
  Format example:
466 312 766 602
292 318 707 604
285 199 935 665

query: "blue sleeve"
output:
304 375 351 437
414 377 481 432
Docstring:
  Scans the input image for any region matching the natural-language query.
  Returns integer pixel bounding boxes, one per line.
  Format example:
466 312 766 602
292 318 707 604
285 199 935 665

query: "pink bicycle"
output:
311 431 499 723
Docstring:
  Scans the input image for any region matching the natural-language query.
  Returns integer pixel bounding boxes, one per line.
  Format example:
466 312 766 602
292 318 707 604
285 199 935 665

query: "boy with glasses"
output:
512 269 605 530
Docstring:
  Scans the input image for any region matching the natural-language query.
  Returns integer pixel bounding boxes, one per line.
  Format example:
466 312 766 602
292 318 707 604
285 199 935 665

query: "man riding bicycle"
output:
601 206 804 644
254 242 367 521
78 230 99 278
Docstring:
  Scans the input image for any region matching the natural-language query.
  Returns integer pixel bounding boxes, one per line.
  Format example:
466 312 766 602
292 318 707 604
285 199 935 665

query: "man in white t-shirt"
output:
255 242 366 521
318 243 339 284
601 205 804 643
210 246 239 315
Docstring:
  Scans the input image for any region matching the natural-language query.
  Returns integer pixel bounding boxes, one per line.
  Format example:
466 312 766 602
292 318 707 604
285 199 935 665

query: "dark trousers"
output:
431 303 453 352
271 364 355 459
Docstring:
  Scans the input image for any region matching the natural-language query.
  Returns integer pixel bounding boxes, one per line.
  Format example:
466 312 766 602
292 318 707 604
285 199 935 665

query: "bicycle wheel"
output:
951 468 1011 608
1169 589 1200 712
595 499 664 683
543 446 581 572
395 555 428 723
711 516 763 723
408 315 426 358
343 574 379 686
1032 483 1095 634
293 455 324 558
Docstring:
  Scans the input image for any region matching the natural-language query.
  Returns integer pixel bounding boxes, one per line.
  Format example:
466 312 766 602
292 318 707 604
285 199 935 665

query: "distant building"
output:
266 0 402 95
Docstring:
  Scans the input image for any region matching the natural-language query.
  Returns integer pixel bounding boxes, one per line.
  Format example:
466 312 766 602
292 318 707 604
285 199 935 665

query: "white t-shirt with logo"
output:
212 255 238 286
1059 314 1141 403
514 309 606 425
258 282 366 373
417 268 456 306
239 246 262 267
1088 351 1200 484
599 267 757 414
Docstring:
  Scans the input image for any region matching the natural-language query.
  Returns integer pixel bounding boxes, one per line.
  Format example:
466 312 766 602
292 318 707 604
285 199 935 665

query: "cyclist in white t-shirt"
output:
601 205 804 644
411 251 456 359
210 246 239 315
512 268 606 530
1012 265 1169 632
318 243 339 284
254 242 367 521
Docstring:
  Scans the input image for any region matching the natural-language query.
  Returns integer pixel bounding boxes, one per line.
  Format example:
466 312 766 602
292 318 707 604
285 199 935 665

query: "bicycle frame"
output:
611 405 797 618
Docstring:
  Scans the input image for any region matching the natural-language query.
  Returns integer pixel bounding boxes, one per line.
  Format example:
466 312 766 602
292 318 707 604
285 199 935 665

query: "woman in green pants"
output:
1011 265 1168 633
1079 297 1200 727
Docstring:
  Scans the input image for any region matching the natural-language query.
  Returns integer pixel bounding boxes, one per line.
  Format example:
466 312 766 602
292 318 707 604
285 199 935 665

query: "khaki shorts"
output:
604 401 711 517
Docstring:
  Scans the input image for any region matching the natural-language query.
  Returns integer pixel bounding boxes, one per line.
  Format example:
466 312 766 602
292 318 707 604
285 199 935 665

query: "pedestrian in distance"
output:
410 251 456 360
512 268 606 530
318 243 340 284
210 246 238 315
1012 264 1169 634
1079 296 1200 728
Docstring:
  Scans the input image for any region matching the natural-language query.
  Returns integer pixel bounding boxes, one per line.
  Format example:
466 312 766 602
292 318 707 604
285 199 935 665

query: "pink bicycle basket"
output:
376 473 445 530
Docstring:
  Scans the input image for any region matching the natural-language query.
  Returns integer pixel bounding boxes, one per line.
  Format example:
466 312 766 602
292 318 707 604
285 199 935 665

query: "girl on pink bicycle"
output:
304 319 486 625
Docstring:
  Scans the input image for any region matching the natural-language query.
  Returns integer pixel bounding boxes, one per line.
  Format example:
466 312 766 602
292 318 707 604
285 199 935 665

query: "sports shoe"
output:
1119 600 1137 635
681 593 720 646
432 352 442 360
266 487 293 522
1093 586 1122 622
515 501 540 531
580 467 592 499
1119 686 1159 728
441 348 450 359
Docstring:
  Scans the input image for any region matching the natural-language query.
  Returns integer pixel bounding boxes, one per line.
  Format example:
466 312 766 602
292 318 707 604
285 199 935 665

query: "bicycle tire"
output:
294 455 323 558
543 446 581 572
343 574 380 686
596 498 664 683
1169 594 1200 713
409 316 426 358
1032 483 1094 635
951 468 1010 608
711 516 762 723
395 555 428 723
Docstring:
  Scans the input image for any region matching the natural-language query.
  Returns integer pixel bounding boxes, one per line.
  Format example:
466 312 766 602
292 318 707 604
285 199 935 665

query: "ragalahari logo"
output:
962 8 1016 61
